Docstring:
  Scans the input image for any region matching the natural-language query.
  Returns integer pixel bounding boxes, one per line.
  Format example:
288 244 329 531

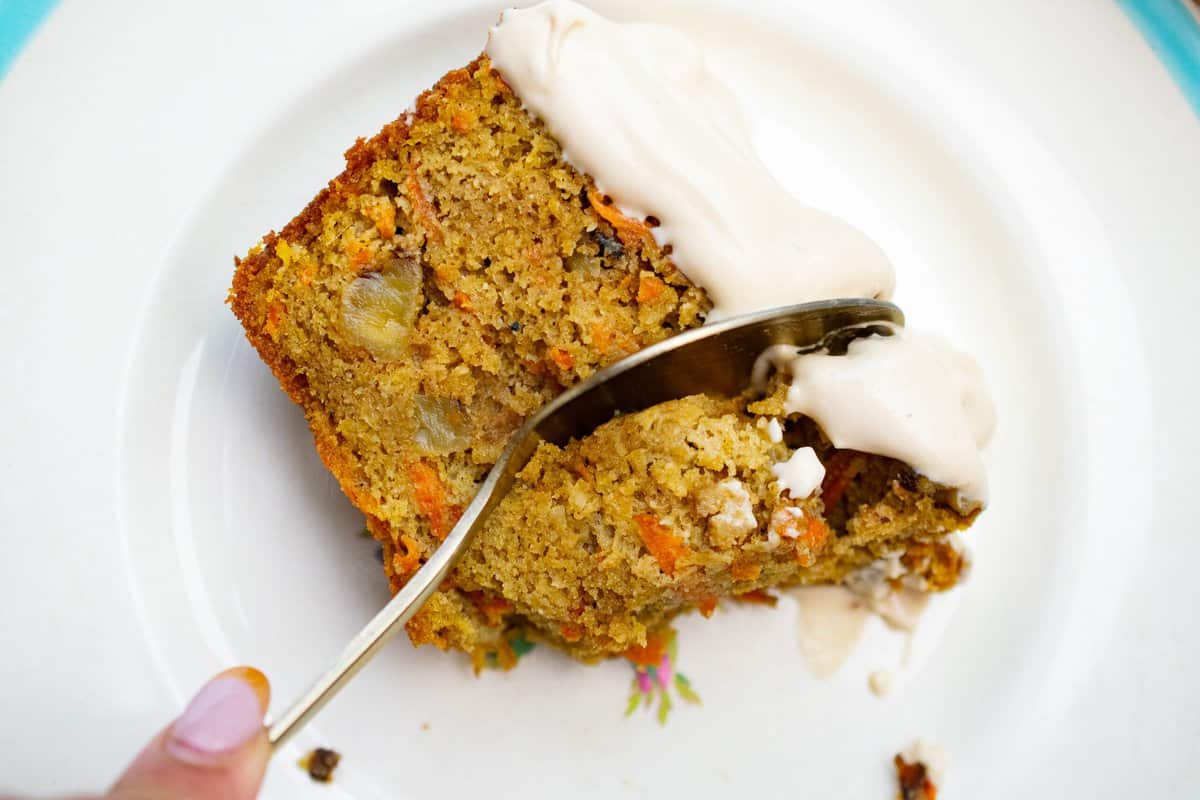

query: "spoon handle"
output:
265 533 460 749
266 450 522 748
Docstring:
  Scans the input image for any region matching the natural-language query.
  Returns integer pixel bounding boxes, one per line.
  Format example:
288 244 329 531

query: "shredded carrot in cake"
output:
730 559 762 581
624 630 670 666
821 449 867 508
407 461 453 539
632 514 689 575
406 159 443 241
590 322 614 352
802 516 829 549
466 591 513 627
346 242 371 268
695 595 718 617
637 273 667 304
298 261 317 287
365 201 396 240
548 347 575 370
392 533 423 578
568 457 591 480
450 111 473 133
559 622 584 642
794 516 831 566
734 589 778 607
587 187 655 247
452 290 474 312
264 301 284 339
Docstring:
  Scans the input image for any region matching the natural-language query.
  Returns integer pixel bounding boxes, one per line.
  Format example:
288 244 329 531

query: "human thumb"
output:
107 667 272 800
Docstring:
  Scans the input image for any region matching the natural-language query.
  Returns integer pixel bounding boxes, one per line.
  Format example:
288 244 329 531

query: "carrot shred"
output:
730 559 762 581
637 274 667 304
407 461 453 539
391 533 423 578
465 591 513 627
548 347 575 370
298 261 317 287
405 159 442 242
346 242 371 268
632 514 689 576
590 322 613 352
559 622 584 642
734 589 778 607
452 290 474 312
794 516 831 567
695 595 719 617
624 629 670 666
586 187 654 247
820 449 867 508
365 201 396 240
450 111 473 133
264 301 284 339
803 516 829 547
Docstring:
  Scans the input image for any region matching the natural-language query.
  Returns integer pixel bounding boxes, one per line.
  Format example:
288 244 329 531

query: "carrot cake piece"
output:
228 0 993 667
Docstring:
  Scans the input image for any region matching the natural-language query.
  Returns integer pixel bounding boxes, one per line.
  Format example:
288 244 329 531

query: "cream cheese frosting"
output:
487 1 993 505
782 330 996 506
486 0 895 318
772 446 826 500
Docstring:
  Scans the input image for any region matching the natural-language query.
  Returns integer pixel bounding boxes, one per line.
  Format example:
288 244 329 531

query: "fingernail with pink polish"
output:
167 672 267 764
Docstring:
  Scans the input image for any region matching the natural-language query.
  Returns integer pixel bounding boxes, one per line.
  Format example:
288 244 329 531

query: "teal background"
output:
0 0 56 78
1119 0 1200 114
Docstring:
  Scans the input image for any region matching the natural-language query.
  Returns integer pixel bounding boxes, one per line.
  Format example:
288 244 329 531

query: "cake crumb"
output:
299 747 341 783
894 739 946 799
697 479 757 546
868 669 894 696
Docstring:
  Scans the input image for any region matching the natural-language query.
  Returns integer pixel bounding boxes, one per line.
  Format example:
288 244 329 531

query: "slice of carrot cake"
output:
228 0 993 667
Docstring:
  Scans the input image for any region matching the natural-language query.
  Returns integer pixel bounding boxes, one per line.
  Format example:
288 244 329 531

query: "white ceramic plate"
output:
2 0 1199 796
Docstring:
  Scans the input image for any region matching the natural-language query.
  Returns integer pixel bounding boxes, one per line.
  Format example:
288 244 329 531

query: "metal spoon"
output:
267 297 902 748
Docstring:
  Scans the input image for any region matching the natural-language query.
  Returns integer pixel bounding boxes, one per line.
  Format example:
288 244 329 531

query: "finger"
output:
108 667 272 800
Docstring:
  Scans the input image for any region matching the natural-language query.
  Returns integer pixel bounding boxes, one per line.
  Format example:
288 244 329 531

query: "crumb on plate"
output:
299 747 341 783
894 753 938 800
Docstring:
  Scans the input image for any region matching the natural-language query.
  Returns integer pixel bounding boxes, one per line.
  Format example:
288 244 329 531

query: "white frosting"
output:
486 2 993 503
765 418 783 443
771 446 825 499
793 585 871 679
485 0 895 318
782 330 996 506
843 554 930 631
